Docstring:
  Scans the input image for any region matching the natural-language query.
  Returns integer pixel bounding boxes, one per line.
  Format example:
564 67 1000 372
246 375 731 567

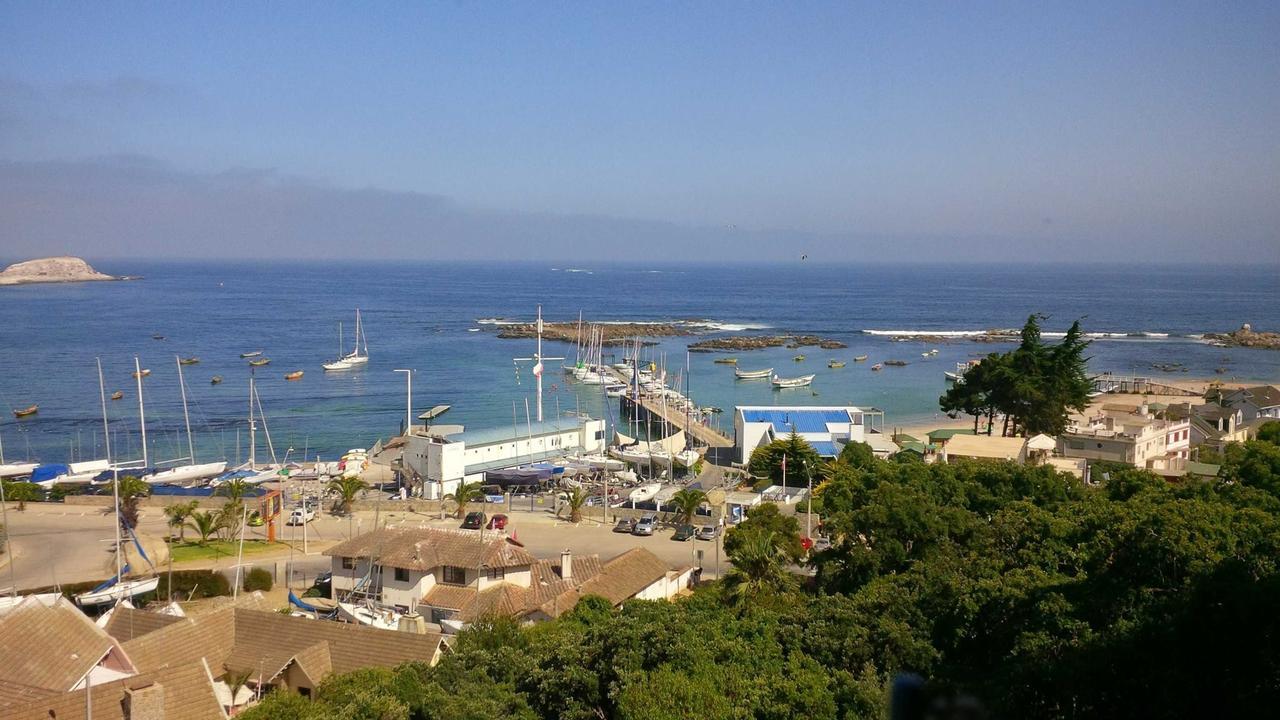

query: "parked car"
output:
632 515 657 536
286 507 316 525
461 511 487 530
672 524 696 541
696 525 719 541
613 517 637 533
487 514 509 530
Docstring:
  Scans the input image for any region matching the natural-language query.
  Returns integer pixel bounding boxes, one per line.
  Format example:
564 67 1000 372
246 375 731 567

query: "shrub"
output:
156 569 232 600
244 567 273 592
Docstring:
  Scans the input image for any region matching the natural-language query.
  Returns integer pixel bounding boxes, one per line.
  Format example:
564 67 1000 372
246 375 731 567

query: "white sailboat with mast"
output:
76 358 160 606
323 310 369 371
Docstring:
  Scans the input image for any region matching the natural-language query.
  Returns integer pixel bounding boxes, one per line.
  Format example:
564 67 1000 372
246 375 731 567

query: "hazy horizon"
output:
2 3 1278 263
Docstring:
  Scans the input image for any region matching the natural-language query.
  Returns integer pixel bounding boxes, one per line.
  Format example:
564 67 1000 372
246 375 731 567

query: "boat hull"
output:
734 368 773 379
76 577 160 606
144 461 228 485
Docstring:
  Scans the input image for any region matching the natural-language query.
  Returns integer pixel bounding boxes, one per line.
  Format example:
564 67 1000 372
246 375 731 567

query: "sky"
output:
1 2 1278 263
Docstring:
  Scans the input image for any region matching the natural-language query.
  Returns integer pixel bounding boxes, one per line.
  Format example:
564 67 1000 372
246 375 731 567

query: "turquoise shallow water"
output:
1 260 1277 465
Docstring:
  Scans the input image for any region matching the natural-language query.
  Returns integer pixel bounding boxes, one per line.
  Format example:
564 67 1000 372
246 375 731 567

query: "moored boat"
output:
734 367 773 379
772 373 815 389
285 370 304 381
884 360 909 367
712 357 738 364
111 390 124 400
828 360 845 368
12 405 37 418
792 355 806 362
871 363 883 371
179 356 199 365
132 369 151 378
240 350 262 358
854 355 869 362
210 375 223 384
248 358 270 367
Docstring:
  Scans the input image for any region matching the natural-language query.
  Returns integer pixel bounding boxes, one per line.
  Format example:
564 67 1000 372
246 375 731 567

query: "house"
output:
1217 385 1280 422
939 434 1028 463
402 417 606 499
324 527 694 626
1165 402 1254 451
734 405 886 464
1057 403 1191 469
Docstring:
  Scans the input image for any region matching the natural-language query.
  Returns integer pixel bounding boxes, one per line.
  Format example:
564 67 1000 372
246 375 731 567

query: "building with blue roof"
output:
734 405 885 464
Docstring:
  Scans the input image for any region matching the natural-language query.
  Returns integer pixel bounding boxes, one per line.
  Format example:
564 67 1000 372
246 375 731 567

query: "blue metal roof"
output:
452 418 587 447
739 408 851 433
809 441 838 457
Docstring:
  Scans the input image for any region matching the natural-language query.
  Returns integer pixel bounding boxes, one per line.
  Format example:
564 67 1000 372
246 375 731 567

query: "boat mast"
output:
248 373 257 471
535 305 544 422
134 357 148 468
175 356 195 463
102 359 122 587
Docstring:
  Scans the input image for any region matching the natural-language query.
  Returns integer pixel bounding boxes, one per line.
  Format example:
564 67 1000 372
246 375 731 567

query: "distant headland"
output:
0 256 131 286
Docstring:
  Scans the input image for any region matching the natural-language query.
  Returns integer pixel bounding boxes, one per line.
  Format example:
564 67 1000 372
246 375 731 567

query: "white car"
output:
287 507 317 525
632 515 657 536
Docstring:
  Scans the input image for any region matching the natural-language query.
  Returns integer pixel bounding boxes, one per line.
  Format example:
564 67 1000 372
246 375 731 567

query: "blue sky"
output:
2 2 1278 261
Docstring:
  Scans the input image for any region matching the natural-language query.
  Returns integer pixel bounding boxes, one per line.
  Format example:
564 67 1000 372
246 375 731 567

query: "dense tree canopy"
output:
242 427 1280 720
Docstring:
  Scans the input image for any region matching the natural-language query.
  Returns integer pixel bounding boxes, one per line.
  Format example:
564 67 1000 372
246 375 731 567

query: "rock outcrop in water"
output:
1204 324 1280 350
497 322 691 345
0 256 119 286
688 335 847 352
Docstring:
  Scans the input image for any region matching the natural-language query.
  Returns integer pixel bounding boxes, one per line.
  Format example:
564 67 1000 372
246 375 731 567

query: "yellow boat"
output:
12 405 38 418
285 370 304 381
793 355 806 362
132 369 151 378
713 357 738 365
111 390 124 400
828 360 845 368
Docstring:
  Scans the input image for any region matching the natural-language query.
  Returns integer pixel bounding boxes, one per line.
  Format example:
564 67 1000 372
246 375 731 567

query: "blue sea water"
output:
1 260 1277 466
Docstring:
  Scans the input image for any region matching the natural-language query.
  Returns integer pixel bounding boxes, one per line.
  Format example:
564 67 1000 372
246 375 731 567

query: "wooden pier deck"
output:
1092 373 1201 397
604 367 735 448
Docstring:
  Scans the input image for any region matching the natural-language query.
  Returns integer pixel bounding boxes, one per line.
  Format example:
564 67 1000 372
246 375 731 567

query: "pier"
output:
1092 373 1201 397
602 366 734 448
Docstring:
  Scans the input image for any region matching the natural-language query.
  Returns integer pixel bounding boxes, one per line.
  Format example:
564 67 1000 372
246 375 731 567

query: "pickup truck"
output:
287 507 317 525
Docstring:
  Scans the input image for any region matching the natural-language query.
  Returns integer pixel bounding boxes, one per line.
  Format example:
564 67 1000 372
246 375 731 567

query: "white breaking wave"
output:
862 329 1196 342
862 329 1014 337
685 321 773 332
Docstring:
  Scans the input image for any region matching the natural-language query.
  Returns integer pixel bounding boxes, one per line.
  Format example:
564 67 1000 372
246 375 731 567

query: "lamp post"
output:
394 369 413 435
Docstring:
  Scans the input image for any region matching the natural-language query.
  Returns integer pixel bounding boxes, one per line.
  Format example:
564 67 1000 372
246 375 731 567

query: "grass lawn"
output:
169 540 285 563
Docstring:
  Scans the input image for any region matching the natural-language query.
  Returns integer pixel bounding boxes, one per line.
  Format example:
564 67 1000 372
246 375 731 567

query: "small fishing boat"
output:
248 358 270 367
285 370 304 381
151 334 165 340
702 406 724 414
734 367 773 379
853 355 869 362
871 363 883 371
12 405 38 418
713 357 738 365
132 368 151 378
179 356 200 365
792 355 806 362
240 350 262 358
930 348 939 355
921 352 931 358
828 360 846 368
772 374 815 389
884 360 909 367
111 390 124 400
210 375 223 385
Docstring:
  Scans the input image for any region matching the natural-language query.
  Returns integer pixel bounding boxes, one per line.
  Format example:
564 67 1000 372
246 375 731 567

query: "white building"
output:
1058 405 1191 469
734 405 885 464
403 417 606 499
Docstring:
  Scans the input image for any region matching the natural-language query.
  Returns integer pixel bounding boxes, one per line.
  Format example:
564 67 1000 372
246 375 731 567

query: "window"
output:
394 567 410 583
341 557 356 570
487 567 505 581
594 430 604 440
442 566 467 585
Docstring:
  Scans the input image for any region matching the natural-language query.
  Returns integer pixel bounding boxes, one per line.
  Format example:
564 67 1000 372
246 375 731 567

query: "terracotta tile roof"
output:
422 584 477 610
0 660 223 720
0 597 124 697
121 606 236 674
539 548 675 616
457 584 529 622
226 609 445 676
0 682 56 711
290 642 333 685
324 527 537 570
102 605 184 642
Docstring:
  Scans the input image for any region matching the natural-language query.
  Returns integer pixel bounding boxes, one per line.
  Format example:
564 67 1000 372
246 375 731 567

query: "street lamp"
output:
393 369 413 435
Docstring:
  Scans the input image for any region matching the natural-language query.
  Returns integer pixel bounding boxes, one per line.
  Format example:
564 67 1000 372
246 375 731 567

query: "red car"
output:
487 514 509 530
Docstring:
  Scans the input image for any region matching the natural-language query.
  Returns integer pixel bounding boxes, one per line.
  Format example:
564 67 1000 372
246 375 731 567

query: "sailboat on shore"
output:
143 356 226 484
323 310 370 371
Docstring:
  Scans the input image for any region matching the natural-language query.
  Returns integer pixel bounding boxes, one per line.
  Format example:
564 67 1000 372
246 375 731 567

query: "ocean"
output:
2 260 1277 467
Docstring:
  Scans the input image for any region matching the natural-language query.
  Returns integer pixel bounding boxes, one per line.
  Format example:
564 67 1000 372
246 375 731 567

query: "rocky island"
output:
1204 324 1280 350
688 335 847 352
497 321 692 345
0 256 121 286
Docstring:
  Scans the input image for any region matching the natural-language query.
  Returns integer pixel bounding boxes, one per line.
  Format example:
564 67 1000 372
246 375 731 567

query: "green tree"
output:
444 481 484 520
558 486 588 523
1257 421 1280 446
114 475 149 530
329 475 370 515
721 530 798 607
185 510 223 545
748 430 822 489
163 500 199 541
723 502 804 563
836 440 876 470
669 487 708 525
1 481 40 511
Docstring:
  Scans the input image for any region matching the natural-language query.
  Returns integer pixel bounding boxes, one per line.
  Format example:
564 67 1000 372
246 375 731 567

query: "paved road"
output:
3 500 726 593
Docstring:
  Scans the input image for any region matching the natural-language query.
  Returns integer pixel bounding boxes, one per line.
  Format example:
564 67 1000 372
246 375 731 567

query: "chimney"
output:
397 610 427 635
560 549 572 580
124 681 164 720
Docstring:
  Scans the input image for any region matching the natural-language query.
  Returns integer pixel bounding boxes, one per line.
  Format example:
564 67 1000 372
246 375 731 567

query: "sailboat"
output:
323 320 352 371
142 356 226 485
324 309 370 371
76 358 160 607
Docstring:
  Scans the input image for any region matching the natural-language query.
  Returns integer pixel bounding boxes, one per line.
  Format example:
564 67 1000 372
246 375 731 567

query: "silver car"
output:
696 525 718 541
632 515 657 536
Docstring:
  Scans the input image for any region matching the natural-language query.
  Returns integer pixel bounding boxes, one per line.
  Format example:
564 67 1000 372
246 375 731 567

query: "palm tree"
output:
669 488 707 525
223 669 254 709
722 530 797 607
114 475 150 530
1 481 40 512
218 478 251 502
163 500 200 541
558 486 588 523
444 481 484 519
185 510 224 545
328 475 369 515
